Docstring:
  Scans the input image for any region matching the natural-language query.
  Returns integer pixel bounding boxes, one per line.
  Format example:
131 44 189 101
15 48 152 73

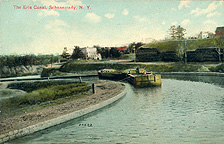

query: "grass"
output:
59 61 217 73
0 72 40 78
0 90 13 96
0 82 91 118
7 80 80 92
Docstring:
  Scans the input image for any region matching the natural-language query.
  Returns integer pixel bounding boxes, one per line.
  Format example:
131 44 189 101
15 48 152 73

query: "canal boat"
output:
125 68 161 87
98 69 126 80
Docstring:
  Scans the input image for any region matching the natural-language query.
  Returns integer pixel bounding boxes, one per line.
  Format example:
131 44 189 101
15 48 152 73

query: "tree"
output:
110 48 121 58
127 42 144 53
71 46 85 59
169 25 176 40
176 25 186 40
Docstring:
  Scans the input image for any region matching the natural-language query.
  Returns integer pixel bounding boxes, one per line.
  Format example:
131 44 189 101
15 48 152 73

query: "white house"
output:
81 47 102 60
198 31 214 39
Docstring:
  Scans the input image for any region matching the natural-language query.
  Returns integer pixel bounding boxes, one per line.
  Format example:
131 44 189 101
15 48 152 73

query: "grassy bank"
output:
40 60 224 77
7 80 79 92
0 81 91 118
0 72 40 79
143 37 224 51
60 61 222 72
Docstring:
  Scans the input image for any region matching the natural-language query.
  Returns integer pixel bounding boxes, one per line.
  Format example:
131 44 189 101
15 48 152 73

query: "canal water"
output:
7 76 224 144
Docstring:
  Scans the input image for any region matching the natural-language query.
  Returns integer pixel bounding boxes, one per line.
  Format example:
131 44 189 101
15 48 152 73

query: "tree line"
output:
0 54 60 73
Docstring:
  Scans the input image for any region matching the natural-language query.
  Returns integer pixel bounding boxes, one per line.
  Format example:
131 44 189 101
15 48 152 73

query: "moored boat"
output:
98 68 162 87
98 69 126 80
125 68 161 87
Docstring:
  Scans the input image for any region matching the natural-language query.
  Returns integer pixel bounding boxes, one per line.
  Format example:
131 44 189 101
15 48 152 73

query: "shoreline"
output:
0 80 127 143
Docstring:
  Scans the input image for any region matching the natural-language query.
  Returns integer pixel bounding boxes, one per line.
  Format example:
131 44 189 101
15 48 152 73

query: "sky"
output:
0 0 223 55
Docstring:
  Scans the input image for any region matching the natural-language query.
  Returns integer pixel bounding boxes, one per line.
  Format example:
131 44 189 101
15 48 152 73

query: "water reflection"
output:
162 74 224 88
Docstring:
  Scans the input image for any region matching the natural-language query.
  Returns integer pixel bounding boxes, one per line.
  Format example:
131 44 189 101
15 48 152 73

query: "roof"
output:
117 46 127 51
216 26 224 31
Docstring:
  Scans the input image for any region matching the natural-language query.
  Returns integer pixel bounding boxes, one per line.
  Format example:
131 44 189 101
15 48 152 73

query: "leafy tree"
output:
169 25 176 40
127 42 144 53
176 25 186 40
110 47 121 58
71 46 85 59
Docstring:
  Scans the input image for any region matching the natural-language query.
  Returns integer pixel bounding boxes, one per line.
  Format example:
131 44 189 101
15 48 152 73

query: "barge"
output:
98 69 126 80
125 68 161 87
98 68 162 87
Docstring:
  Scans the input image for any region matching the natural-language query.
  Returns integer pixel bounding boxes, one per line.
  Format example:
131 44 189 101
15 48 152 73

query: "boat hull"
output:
98 69 126 80
127 74 161 87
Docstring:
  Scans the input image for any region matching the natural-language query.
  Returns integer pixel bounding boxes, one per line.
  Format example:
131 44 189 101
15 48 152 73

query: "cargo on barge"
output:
98 68 162 87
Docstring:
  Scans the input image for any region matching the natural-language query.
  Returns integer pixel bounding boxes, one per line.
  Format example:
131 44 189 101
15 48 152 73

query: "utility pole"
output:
184 40 187 64
134 47 136 62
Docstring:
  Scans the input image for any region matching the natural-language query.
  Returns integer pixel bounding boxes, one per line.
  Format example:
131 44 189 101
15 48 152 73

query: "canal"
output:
7 76 224 144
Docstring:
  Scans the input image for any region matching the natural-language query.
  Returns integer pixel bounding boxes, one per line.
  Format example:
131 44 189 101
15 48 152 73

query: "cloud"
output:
38 10 59 17
203 20 216 25
206 11 220 18
134 16 148 22
190 2 219 16
162 21 166 25
122 9 128 16
45 19 68 29
171 8 177 12
178 0 190 10
172 21 178 25
85 13 101 23
181 19 191 26
104 13 115 19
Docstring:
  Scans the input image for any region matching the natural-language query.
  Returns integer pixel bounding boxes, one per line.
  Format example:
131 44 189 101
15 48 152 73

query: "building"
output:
81 47 102 60
215 26 224 36
117 46 127 51
198 31 214 39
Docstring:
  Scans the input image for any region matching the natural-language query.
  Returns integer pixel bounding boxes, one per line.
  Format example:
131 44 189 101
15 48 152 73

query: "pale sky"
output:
0 0 223 55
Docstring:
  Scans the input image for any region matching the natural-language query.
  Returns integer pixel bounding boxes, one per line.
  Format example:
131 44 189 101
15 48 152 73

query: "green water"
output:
8 77 224 144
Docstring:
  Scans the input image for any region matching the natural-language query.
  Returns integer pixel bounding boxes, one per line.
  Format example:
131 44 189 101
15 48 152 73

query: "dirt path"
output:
0 80 125 135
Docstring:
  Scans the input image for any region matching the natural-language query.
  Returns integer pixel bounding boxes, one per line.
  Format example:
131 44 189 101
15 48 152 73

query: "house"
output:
215 26 224 36
117 46 127 51
81 47 102 60
198 31 214 39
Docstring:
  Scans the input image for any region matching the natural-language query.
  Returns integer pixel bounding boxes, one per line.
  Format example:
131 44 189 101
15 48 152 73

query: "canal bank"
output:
0 80 127 144
7 75 224 144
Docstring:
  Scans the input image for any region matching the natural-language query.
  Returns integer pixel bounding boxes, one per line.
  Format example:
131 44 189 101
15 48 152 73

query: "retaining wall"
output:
158 72 224 77
0 83 127 144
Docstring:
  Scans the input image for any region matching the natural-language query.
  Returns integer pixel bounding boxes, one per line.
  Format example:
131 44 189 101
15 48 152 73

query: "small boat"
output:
98 69 126 80
125 68 161 87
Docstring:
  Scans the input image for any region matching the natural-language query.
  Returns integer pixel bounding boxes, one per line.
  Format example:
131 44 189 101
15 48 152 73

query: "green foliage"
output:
71 46 85 59
110 48 121 58
143 40 179 51
143 36 224 51
0 54 61 76
41 67 58 77
127 42 144 53
209 64 224 72
59 61 209 73
168 25 186 40
7 80 81 92
1 82 91 114
97 47 122 59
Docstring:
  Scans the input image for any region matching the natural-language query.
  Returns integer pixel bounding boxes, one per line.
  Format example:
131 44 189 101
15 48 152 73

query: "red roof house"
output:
117 46 127 51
